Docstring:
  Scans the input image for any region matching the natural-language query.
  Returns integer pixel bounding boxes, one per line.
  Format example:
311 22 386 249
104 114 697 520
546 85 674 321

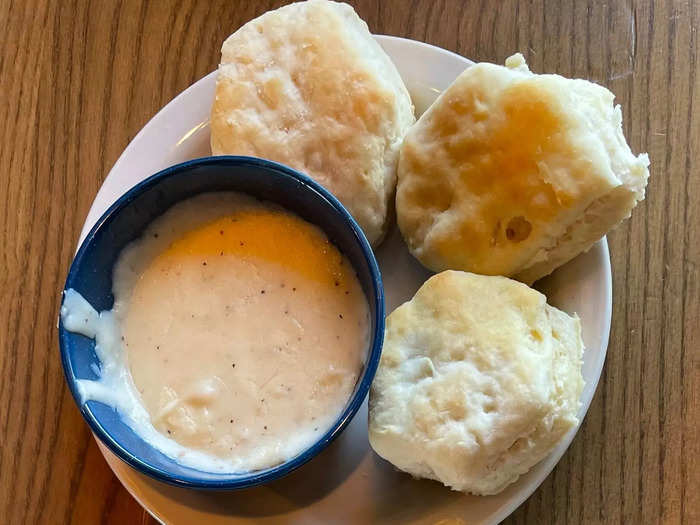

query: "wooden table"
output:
1 0 697 523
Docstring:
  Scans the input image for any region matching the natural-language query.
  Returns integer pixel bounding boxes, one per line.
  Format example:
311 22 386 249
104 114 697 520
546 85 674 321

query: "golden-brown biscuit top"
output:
211 0 414 245
397 54 645 279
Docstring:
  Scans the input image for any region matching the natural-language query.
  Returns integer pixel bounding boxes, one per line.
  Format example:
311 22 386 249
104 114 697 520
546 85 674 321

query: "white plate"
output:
82 36 612 525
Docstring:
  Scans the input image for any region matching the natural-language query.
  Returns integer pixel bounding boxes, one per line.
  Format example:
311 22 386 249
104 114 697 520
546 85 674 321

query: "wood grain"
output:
0 0 697 523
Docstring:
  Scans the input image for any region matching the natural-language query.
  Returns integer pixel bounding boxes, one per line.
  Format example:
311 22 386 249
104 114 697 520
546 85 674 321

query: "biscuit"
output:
211 0 415 246
396 53 649 282
368 270 584 495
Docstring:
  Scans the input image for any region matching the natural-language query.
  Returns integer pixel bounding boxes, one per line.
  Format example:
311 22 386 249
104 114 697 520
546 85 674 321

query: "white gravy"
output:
61 192 370 472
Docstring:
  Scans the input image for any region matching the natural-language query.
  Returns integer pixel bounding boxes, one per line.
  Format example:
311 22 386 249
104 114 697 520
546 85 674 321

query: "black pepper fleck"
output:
339 314 343 319
260 290 265 294
230 419 233 423
154 233 159 238
314 427 318 431
264 426 267 430
202 261 207 266
345 290 349 295
220 230 224 235
167 429 171 434
232 363 236 368
240 241 244 246
334 280 339 286
292 287 297 292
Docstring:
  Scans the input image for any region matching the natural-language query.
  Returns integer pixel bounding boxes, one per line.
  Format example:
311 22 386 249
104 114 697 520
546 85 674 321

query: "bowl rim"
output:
58 155 385 489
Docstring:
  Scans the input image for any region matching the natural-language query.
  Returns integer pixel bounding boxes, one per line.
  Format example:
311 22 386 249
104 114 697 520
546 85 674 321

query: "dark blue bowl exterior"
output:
59 156 385 489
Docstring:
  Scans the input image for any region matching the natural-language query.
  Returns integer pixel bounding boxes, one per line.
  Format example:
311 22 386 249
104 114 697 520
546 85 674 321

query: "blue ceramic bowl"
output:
59 156 385 489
